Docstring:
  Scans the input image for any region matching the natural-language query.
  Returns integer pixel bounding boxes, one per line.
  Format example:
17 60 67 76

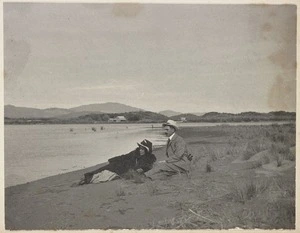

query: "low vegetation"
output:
152 123 295 229
171 111 295 122
230 178 270 204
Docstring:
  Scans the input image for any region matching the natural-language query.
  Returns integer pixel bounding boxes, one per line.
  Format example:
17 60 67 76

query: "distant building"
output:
115 116 127 122
108 116 127 123
180 117 187 122
108 118 115 123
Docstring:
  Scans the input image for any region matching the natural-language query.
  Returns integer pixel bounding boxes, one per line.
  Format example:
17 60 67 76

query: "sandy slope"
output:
5 146 182 229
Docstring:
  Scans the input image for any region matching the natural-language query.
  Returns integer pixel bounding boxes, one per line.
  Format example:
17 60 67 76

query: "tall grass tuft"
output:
206 163 212 173
230 179 270 204
242 138 269 160
275 176 295 198
267 199 295 229
271 143 293 166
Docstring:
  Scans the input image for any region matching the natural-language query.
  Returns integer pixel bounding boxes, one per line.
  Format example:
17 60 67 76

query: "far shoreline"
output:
4 120 296 126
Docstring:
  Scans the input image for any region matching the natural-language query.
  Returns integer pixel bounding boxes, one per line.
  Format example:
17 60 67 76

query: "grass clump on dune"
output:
270 142 294 166
242 138 270 161
230 178 270 204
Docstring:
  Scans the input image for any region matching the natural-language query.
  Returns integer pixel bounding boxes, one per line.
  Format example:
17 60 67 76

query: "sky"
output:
3 3 297 113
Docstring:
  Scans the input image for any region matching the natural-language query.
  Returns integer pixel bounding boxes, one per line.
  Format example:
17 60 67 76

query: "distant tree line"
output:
4 111 168 124
4 111 295 125
171 111 296 122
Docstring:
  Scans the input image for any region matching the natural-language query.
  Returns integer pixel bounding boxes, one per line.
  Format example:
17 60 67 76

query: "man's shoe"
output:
77 178 86 186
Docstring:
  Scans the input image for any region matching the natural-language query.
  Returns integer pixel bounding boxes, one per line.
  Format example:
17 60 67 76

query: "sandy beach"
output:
5 125 295 230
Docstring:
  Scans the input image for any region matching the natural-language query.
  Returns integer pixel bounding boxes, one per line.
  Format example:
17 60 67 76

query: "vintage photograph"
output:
3 2 296 230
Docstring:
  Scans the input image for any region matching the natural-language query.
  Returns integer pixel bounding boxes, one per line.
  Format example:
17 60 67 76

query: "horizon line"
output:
4 103 296 115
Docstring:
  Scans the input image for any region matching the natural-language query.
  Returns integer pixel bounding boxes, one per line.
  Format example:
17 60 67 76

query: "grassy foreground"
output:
5 123 296 229
153 123 295 229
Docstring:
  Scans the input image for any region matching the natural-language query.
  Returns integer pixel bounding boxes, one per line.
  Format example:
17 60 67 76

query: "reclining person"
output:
80 139 156 185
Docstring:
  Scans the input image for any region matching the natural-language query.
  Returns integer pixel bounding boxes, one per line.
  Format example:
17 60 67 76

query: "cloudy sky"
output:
4 3 296 113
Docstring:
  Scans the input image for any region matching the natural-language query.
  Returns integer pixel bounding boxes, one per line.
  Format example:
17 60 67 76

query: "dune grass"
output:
230 178 271 204
151 123 295 229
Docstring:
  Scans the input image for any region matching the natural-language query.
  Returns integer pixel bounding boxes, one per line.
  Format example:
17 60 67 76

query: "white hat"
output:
162 120 179 130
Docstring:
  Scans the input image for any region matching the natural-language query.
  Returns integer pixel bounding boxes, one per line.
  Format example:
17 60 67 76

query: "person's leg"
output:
144 162 165 177
84 164 111 184
169 160 191 173
145 161 190 180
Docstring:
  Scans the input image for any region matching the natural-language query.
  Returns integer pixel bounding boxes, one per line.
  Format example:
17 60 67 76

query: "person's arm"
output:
166 138 187 162
108 155 122 163
173 139 193 161
108 150 135 164
135 154 157 173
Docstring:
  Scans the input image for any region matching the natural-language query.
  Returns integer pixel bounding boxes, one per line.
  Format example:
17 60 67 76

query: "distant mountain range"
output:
191 112 207 117
69 102 143 113
159 110 182 117
4 102 144 119
4 103 296 124
5 103 196 119
4 105 73 119
158 110 206 117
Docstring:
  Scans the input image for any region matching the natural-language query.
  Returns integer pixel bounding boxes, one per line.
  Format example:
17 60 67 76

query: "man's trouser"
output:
145 160 190 178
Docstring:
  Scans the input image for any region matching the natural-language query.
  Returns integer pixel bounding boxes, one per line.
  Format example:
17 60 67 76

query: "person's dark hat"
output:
137 139 152 154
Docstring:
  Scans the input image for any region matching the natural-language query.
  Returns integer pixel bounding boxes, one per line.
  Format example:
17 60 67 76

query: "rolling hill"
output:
159 110 182 117
170 113 200 121
70 102 144 113
4 102 144 119
4 105 72 118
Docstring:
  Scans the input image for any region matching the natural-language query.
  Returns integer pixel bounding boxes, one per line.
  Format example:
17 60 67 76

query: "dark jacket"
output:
107 148 156 175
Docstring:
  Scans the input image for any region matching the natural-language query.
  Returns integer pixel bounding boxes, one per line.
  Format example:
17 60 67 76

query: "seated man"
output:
79 139 156 185
145 120 193 178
